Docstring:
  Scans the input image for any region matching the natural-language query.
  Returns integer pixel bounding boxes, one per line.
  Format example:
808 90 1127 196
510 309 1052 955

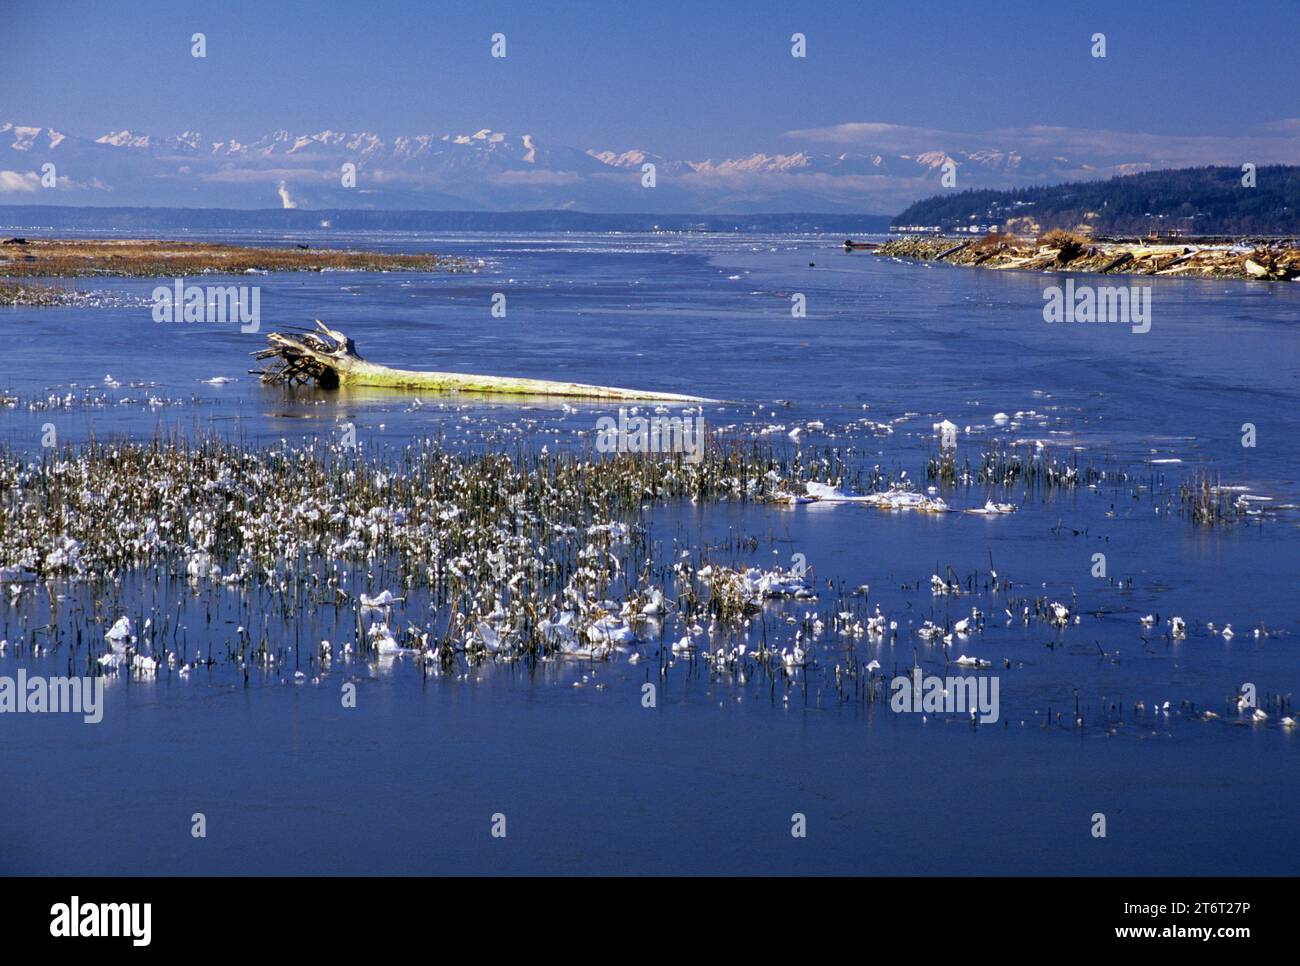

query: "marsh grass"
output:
925 443 1126 492
0 435 810 667
0 433 1267 711
0 279 81 306
0 238 461 277
1179 475 1246 526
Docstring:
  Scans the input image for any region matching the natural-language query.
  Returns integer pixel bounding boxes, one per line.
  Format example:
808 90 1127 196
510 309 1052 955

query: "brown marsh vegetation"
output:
0 237 462 278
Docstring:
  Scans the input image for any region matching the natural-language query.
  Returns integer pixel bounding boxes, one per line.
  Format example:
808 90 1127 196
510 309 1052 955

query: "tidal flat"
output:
0 236 461 277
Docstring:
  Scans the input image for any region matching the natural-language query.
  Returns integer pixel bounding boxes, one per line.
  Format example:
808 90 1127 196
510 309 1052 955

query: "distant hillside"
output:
893 166 1300 236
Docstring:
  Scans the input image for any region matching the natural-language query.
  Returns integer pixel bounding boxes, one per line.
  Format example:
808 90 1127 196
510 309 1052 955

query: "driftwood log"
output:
252 321 714 401
1098 251 1135 274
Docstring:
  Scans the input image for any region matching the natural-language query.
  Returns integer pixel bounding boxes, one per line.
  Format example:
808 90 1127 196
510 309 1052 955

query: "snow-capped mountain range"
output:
0 121 1107 213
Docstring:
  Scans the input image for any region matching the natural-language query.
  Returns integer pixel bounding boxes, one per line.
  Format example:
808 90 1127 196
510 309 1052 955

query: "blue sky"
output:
4 0 1299 156
2 0 1298 213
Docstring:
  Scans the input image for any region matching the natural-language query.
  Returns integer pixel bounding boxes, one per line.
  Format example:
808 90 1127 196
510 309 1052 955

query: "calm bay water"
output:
1 230 1297 874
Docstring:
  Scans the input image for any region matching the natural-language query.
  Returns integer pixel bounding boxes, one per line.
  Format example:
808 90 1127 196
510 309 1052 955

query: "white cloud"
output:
785 122 955 153
0 170 41 193
785 119 1300 168
488 170 583 186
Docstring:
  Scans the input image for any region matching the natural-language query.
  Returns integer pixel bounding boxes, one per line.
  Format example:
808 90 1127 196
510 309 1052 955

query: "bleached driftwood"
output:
253 321 714 401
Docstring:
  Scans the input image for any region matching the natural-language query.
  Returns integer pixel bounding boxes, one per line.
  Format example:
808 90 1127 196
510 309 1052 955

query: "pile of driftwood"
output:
878 235 1300 280
252 321 713 401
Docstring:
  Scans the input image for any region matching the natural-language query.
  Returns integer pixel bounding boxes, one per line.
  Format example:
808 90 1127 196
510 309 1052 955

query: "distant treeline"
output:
0 205 892 235
894 166 1300 235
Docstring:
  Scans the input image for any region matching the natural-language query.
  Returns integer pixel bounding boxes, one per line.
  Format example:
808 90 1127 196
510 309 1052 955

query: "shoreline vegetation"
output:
0 237 462 276
0 432 1264 598
0 237 463 305
874 232 1300 281
0 435 1273 687
0 279 83 306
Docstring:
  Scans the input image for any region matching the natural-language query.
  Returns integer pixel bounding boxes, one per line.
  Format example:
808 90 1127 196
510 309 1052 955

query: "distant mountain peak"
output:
95 130 152 148
587 148 652 167
0 119 1168 214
